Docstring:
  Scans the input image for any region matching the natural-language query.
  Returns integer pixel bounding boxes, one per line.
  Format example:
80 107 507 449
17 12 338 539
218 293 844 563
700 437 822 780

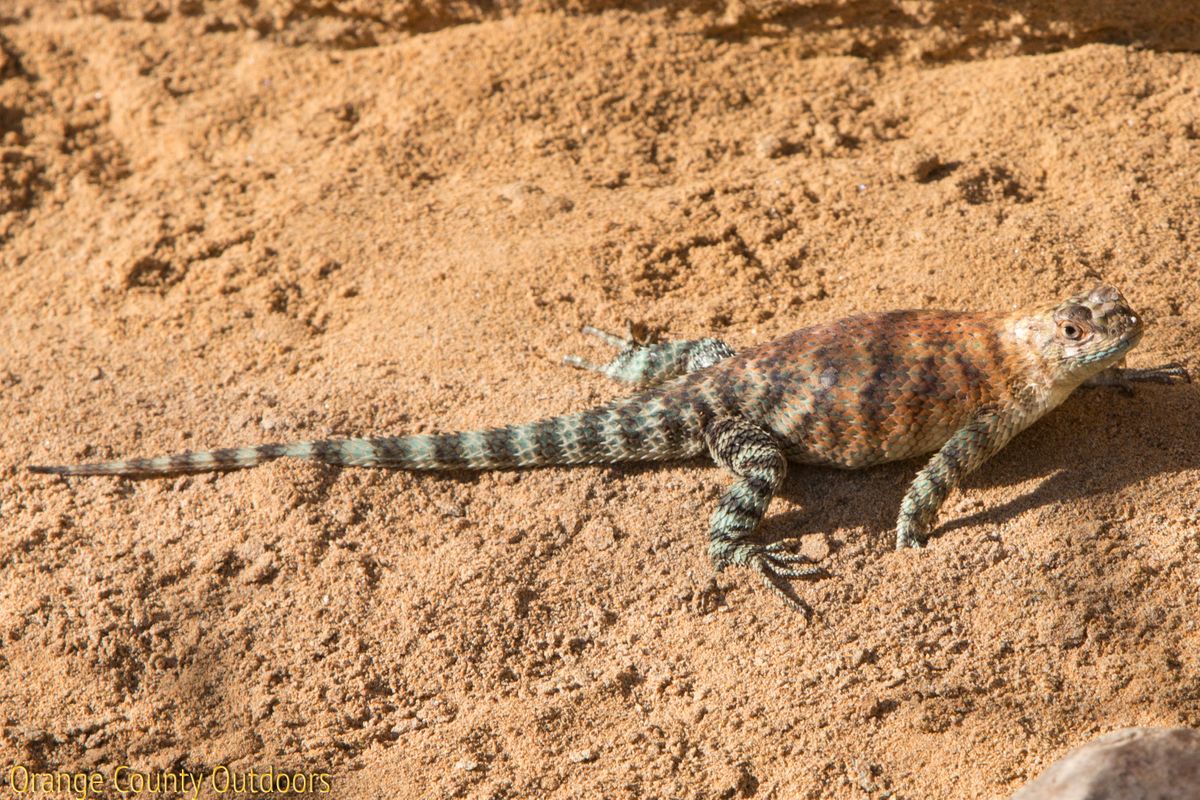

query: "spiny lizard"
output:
30 284 1189 609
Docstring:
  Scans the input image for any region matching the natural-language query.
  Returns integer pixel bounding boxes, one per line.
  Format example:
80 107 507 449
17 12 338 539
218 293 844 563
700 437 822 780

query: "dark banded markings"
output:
795 344 833 451
952 351 988 403
483 427 518 466
532 419 564 463
432 433 468 468
313 440 343 465
369 437 411 464
655 406 692 453
573 411 609 462
717 489 765 521
615 401 647 455
858 316 903 451
981 326 1012 392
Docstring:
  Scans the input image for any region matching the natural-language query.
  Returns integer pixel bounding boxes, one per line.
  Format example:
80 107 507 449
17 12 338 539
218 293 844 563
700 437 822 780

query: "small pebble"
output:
849 647 875 668
890 142 942 181
799 534 831 562
813 122 841 152
581 518 618 552
242 551 277 584
754 133 784 159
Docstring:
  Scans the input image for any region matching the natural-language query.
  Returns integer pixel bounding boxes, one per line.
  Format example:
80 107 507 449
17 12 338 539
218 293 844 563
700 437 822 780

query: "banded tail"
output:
29 391 709 477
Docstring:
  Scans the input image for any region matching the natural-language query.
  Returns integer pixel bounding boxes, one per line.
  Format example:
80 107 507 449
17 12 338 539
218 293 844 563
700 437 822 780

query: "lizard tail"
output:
28 392 709 477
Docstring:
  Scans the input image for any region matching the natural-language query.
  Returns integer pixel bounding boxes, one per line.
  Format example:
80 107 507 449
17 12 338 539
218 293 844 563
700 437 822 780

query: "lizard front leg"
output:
1082 362 1190 395
564 326 735 387
895 408 1016 550
704 416 819 609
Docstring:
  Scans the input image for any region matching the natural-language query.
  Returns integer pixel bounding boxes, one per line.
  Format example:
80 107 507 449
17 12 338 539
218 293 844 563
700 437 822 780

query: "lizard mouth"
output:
1113 326 1143 357
1121 321 1144 346
1112 309 1144 347
1080 310 1142 364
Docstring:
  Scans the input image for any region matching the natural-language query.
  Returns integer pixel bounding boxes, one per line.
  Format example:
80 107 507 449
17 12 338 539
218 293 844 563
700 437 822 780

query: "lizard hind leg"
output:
563 326 735 388
704 416 820 611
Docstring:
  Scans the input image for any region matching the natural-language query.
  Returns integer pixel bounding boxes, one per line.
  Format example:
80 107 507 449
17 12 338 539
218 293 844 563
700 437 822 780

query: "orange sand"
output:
3 2 1199 797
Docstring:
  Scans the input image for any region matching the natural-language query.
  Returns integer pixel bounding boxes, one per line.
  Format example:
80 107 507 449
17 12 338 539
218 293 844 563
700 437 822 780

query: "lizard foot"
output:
758 541 824 576
895 504 937 549
712 541 822 612
580 324 634 349
894 524 930 550
562 325 635 372
561 325 636 375
1083 362 1191 395
1123 362 1191 384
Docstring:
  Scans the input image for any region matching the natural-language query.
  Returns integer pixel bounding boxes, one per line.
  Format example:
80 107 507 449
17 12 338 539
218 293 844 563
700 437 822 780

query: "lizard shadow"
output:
763 383 1198 550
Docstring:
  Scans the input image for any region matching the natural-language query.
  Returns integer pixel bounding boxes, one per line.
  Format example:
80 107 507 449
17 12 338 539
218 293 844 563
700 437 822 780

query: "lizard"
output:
29 284 1189 609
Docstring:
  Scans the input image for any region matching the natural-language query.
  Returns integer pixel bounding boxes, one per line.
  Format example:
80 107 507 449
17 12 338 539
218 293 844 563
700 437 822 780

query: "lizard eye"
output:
1059 321 1083 341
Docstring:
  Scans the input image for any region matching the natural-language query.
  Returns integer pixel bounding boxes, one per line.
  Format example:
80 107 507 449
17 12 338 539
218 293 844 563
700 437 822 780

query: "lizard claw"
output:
1114 363 1189 395
709 542 822 611
562 324 637 373
751 546 822 613
1083 362 1191 394
1129 362 1191 384
581 325 634 350
894 530 928 550
562 354 600 371
749 554 817 614
761 541 823 571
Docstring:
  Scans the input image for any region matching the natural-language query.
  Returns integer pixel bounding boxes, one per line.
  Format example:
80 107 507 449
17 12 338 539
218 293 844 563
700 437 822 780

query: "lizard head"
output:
1015 284 1144 382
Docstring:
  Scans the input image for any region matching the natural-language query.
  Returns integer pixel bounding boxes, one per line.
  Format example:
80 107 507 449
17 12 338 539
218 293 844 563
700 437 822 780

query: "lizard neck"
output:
1001 314 1087 420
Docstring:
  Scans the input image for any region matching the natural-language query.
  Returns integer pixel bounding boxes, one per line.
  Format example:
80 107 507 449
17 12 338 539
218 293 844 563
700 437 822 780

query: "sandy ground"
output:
2 1 1199 798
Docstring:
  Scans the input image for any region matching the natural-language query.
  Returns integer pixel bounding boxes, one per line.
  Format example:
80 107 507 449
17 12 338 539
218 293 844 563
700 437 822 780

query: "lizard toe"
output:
761 542 819 566
765 564 823 579
748 555 814 614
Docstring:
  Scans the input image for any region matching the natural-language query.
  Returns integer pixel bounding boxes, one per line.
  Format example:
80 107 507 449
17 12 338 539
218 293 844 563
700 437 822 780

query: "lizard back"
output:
697 309 1021 468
